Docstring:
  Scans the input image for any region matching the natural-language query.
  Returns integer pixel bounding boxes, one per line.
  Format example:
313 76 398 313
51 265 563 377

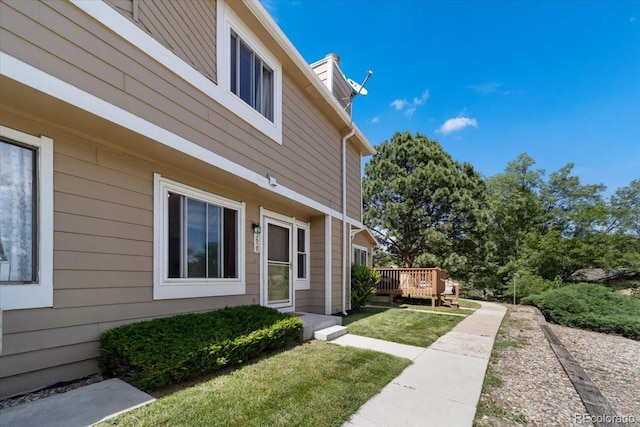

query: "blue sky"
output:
263 0 639 195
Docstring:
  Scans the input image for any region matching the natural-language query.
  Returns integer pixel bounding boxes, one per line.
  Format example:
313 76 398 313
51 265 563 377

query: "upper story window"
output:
219 2 282 143
0 126 53 310
230 31 274 122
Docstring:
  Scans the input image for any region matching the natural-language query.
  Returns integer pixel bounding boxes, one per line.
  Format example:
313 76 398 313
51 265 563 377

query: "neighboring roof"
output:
569 268 629 282
238 1 376 156
351 226 379 246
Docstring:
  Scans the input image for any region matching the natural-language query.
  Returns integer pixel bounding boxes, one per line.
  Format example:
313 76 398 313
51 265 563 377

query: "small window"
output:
294 223 310 290
0 139 37 283
297 228 307 280
154 174 245 300
353 246 368 266
230 31 274 122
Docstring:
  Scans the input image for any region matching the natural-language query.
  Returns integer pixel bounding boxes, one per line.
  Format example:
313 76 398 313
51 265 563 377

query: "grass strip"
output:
342 307 463 347
101 341 410 427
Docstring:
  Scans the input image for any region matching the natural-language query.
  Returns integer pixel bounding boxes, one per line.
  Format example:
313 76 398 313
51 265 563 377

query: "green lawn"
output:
101 341 410 427
342 307 464 347
369 297 480 315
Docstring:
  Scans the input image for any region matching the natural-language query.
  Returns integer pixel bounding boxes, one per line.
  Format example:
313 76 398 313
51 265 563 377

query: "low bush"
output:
99 305 303 391
503 271 564 303
351 264 380 312
523 283 640 341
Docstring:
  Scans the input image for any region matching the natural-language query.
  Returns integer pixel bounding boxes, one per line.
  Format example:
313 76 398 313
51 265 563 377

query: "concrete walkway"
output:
343 301 506 427
0 301 504 427
0 379 154 427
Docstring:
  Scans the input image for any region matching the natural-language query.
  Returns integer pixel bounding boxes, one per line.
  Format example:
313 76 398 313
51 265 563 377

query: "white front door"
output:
263 217 293 310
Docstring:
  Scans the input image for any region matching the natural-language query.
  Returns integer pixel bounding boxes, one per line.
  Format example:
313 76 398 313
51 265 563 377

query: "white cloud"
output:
370 116 380 124
469 82 502 94
390 99 408 110
412 90 430 106
390 89 429 117
437 117 478 134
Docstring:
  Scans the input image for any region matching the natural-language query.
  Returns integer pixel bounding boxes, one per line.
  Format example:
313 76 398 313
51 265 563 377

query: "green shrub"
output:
523 283 640 341
351 265 380 312
502 271 563 303
99 305 303 391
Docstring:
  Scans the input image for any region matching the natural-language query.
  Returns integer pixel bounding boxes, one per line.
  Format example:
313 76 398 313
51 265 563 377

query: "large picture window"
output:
230 30 274 122
154 174 245 299
167 193 237 279
0 126 53 311
0 139 37 283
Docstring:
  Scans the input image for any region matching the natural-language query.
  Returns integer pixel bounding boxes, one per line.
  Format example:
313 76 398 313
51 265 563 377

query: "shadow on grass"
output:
150 341 301 399
342 307 391 326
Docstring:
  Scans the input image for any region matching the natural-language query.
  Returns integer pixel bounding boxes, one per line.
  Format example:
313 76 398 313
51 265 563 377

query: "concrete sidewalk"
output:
343 301 506 427
0 301 504 427
0 379 154 427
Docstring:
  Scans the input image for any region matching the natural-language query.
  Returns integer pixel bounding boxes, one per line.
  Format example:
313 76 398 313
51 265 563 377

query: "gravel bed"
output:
476 305 594 426
0 374 104 410
549 323 640 422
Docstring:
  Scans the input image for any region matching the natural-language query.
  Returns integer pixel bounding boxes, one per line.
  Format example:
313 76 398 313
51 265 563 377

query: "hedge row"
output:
523 283 640 341
99 305 303 391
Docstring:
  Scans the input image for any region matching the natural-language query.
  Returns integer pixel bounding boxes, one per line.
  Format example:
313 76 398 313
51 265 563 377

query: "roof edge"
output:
242 1 376 156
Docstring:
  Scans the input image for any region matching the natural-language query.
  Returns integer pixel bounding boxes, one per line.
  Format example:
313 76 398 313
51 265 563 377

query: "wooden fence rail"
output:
374 268 455 307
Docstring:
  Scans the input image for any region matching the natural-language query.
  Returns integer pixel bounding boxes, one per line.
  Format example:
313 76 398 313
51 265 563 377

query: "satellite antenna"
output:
344 70 373 111
347 78 368 96
347 70 373 98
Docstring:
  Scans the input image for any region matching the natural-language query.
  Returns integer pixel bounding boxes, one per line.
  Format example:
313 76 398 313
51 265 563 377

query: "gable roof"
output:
234 1 376 156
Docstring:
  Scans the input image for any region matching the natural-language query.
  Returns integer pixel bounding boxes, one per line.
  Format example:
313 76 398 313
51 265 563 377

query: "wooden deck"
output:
374 268 460 307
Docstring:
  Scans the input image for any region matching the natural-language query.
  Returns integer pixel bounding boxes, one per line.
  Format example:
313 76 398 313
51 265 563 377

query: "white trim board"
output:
0 52 351 221
71 0 283 144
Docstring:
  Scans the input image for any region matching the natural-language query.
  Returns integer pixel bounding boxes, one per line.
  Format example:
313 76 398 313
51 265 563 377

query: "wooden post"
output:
431 269 436 307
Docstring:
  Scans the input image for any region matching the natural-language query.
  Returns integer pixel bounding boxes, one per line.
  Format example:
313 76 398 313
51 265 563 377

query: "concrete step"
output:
314 325 348 341
299 313 342 341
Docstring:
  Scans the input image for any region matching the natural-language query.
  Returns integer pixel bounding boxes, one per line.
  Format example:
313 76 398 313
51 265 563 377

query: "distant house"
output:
0 0 376 398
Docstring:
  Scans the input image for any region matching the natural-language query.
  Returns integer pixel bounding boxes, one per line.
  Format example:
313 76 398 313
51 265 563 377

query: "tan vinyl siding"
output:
104 0 218 84
331 218 344 314
0 0 343 213
295 289 310 311
352 233 373 250
346 142 362 220
0 114 256 397
0 0 361 397
306 215 327 313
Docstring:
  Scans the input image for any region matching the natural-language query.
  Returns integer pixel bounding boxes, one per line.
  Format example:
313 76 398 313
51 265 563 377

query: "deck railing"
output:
374 268 454 306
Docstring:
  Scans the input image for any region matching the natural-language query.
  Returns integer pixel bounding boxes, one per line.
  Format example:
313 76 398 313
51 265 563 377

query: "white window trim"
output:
353 244 369 267
70 0 282 144
218 1 282 143
294 221 310 291
153 173 246 299
0 126 53 310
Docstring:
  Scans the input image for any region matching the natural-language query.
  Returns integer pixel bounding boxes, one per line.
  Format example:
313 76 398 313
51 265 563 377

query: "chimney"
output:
310 53 352 115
